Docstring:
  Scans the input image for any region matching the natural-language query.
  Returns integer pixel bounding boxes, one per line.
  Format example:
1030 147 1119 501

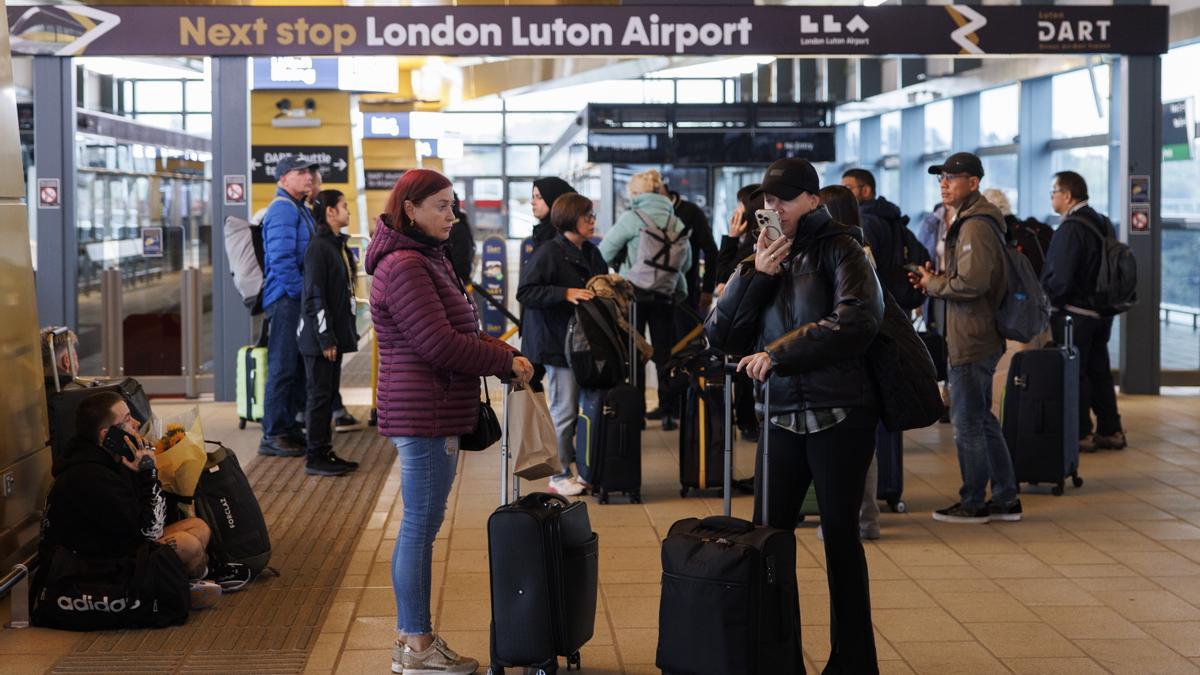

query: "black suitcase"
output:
1002 317 1085 496
47 377 153 472
657 376 803 675
574 301 644 504
875 424 907 513
677 351 726 498
194 441 272 575
489 384 599 675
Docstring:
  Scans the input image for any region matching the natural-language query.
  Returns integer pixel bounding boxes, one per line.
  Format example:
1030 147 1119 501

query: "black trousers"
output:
753 408 880 675
1052 313 1122 437
304 352 342 460
636 298 679 416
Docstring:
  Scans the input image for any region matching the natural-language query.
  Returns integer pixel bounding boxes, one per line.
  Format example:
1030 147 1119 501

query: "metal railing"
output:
1 552 37 628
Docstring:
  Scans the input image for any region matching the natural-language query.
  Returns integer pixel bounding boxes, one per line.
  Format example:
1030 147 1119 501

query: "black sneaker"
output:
327 451 359 470
1094 430 1127 450
987 499 1023 522
662 416 678 431
932 502 990 524
306 455 352 477
334 412 362 432
646 407 665 421
207 562 253 592
286 428 307 447
259 436 305 457
368 409 378 427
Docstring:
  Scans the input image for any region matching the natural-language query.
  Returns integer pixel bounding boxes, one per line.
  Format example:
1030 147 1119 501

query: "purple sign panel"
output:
7 5 1169 57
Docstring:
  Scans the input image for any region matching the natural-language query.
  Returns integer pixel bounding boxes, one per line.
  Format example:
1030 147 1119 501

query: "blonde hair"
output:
982 188 1013 217
627 169 664 198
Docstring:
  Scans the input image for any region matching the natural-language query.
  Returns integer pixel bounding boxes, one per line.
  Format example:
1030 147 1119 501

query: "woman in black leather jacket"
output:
705 158 884 675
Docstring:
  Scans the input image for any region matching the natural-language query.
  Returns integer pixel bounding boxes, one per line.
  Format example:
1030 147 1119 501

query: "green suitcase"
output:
236 345 267 428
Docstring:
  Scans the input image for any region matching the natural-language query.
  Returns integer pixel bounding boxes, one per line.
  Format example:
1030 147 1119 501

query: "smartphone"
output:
755 209 783 243
102 425 138 462
903 263 923 274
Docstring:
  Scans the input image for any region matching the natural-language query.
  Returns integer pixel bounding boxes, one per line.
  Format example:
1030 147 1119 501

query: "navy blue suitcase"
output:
576 385 643 504
875 424 906 513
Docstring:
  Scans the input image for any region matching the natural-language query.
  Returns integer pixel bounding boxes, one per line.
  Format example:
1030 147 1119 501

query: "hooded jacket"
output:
530 177 577 247
923 192 1008 366
516 234 609 368
858 196 903 263
598 192 693 301
300 226 360 356
366 218 517 437
40 438 166 560
261 187 315 309
706 207 884 413
673 196 719 299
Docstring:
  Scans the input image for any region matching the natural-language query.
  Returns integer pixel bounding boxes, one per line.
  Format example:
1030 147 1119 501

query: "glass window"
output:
880 112 901 156
643 79 675 104
134 81 184 112
185 114 212 137
1160 41 1200 372
924 99 953 154
924 153 946 214
980 85 1019 147
1050 146 1109 216
505 113 574 144
981 154 1019 215
135 114 185 131
843 120 860 163
880 168 900 205
505 145 540 176
440 113 503 143
442 145 502 177
508 180 536 239
676 79 724 103
184 80 210 112
1052 66 1110 138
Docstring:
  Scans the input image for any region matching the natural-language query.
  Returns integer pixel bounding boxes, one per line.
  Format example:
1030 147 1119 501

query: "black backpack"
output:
194 442 272 576
1069 213 1138 316
564 297 629 389
884 216 932 311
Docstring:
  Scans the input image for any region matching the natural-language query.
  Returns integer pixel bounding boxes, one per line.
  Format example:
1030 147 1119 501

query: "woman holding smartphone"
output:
706 159 884 674
366 169 534 675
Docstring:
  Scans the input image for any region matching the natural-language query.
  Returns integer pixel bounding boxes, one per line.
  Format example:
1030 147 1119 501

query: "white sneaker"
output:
392 635 478 675
548 475 584 497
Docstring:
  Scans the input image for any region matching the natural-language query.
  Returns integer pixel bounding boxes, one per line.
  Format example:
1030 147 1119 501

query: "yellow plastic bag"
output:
153 408 207 501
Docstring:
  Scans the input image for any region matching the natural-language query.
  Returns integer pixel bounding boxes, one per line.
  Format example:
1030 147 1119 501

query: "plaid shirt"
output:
769 408 848 436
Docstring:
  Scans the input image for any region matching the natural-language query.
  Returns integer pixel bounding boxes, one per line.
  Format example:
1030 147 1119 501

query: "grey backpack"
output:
626 209 689 299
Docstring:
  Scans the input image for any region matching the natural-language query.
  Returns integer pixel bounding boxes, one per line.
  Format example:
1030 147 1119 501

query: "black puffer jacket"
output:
706 207 884 413
300 227 360 356
516 234 609 367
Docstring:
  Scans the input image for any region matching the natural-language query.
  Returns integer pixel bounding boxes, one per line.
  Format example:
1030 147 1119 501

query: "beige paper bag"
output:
510 388 563 481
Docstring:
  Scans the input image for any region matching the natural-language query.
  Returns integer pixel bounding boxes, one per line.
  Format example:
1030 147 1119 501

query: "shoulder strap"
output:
1063 211 1111 243
271 196 316 238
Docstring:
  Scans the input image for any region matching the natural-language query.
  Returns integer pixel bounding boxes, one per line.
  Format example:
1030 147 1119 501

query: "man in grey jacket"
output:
909 152 1022 524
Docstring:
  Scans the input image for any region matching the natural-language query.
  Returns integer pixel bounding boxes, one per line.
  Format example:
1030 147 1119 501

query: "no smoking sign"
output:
38 178 60 209
224 174 247 206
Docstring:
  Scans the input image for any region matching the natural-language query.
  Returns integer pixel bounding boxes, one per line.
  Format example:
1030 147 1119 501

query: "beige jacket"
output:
924 192 1008 366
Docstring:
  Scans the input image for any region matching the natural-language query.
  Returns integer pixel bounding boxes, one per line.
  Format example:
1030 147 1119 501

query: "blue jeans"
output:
544 365 580 480
391 436 459 635
949 350 1018 510
264 297 306 438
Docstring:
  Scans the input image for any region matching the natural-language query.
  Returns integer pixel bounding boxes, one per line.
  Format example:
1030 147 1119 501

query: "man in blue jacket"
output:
260 155 318 457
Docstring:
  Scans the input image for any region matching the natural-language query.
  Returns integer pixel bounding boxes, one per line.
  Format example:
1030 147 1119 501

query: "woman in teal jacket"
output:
598 169 692 429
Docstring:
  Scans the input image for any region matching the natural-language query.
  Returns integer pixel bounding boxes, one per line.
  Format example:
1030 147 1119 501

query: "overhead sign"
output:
251 56 400 91
1163 99 1193 162
362 112 411 139
5 6 1169 57
251 145 350 184
364 169 406 191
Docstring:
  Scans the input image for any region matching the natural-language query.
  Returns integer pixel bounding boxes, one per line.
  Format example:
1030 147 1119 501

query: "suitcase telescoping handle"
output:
761 374 771 526
1064 315 1075 353
722 356 737 518
499 380 520 507
628 300 638 386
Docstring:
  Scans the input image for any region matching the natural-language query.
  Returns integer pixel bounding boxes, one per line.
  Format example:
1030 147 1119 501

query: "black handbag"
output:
460 379 502 451
866 289 944 432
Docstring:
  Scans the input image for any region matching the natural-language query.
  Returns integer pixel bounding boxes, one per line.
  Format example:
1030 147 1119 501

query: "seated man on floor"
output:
39 392 250 606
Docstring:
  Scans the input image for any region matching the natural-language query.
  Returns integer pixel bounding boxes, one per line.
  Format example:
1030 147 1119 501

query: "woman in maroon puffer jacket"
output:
365 169 533 675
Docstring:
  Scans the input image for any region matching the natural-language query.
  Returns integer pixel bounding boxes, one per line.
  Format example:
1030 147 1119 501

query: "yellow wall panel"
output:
251 89 357 214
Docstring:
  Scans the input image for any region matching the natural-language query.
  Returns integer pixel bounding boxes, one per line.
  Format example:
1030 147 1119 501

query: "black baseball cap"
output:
927 152 984 179
753 158 821 201
274 154 320 181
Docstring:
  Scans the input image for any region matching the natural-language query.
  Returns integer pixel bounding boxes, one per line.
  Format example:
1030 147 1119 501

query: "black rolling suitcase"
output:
488 384 599 675
657 376 803 675
875 425 907 513
47 377 153 472
677 351 727 498
1003 316 1085 496
575 302 644 504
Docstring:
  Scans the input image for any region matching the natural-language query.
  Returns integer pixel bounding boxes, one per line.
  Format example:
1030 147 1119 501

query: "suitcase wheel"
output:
597 488 609 505
629 491 642 505
566 651 582 671
239 418 246 430
486 666 501 675
889 500 907 514
1073 475 1085 488
680 486 690 498
1052 481 1065 496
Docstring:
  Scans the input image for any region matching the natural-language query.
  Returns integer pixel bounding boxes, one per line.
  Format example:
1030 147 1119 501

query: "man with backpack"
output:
909 152 1022 524
1042 171 1128 452
842 169 931 312
259 155 318 458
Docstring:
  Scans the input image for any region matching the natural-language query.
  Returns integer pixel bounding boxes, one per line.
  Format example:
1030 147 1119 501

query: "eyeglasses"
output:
935 173 971 183
584 211 597 220
1050 188 1067 196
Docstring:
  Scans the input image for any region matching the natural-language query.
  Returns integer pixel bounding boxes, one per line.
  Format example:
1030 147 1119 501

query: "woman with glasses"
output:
516 193 609 496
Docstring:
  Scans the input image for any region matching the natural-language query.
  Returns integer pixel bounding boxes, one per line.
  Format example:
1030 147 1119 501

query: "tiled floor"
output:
3 384 1199 674
307 389 1200 675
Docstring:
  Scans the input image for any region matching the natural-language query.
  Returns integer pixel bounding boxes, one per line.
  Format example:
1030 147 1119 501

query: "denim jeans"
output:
391 436 459 635
948 350 1017 510
544 365 581 480
264 297 306 438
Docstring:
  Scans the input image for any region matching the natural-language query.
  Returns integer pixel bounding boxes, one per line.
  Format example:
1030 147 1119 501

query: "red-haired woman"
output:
365 168 533 675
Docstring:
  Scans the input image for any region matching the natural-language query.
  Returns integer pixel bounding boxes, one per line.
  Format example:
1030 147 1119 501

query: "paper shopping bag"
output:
510 387 563 481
